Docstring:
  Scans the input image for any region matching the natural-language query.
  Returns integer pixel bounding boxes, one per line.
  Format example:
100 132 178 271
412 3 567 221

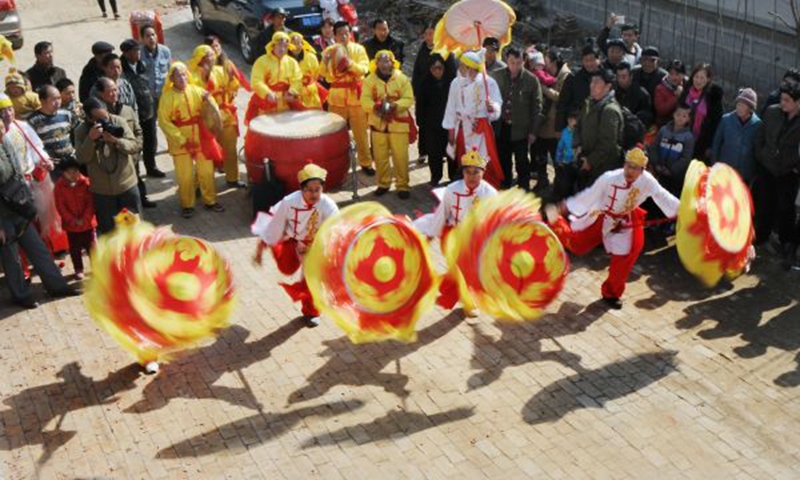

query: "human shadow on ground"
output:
287 311 465 405
521 350 678 425
466 301 608 391
125 321 304 414
155 399 365 459
300 406 475 449
0 362 141 469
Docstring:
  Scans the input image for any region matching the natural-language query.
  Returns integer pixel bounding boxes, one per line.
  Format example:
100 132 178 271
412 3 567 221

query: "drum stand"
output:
349 139 360 201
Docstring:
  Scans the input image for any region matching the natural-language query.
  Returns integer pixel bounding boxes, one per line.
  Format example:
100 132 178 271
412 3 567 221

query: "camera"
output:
96 118 125 138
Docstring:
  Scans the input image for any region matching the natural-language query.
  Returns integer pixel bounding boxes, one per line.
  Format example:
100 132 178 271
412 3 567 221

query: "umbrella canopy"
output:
433 0 516 57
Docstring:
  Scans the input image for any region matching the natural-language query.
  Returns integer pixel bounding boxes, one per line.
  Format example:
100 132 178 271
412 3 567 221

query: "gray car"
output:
0 0 22 50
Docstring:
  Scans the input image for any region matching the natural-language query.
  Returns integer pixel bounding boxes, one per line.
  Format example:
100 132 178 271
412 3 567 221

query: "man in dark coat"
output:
574 69 623 186
416 54 456 186
556 43 600 131
79 41 114 103
26 41 68 91
632 46 667 99
362 19 405 63
616 62 653 126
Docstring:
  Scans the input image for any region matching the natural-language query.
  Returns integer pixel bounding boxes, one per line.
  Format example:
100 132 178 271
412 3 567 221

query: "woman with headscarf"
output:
158 62 224 218
416 54 456 186
246 32 303 125
288 32 324 109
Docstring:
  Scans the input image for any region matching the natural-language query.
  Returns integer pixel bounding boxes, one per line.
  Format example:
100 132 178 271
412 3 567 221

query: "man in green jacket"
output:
575 68 624 188
75 97 142 235
492 47 543 190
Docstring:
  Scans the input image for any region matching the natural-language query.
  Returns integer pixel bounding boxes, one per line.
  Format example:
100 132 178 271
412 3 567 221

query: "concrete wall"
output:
540 0 799 100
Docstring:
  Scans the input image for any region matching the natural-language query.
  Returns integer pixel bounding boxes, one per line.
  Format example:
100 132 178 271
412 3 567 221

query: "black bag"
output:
619 106 646 151
0 176 37 220
251 160 284 220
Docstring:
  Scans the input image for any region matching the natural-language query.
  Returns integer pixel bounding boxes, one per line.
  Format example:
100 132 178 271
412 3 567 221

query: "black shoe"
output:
15 296 39 310
102 11 108 18
181 208 195 219
205 203 225 212
142 198 157 209
418 156 428 165
398 191 410 200
429 179 441 188
602 297 623 310
227 181 247 189
362 167 376 176
374 187 389 196
147 168 167 178
52 287 81 298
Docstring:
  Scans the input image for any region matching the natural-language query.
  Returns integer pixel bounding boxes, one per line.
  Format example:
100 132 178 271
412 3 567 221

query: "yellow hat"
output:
5 69 25 88
267 31 291 55
163 62 189 93
0 93 12 109
459 49 485 71
288 32 315 55
461 148 487 169
298 163 328 185
188 44 215 72
625 147 649 168
369 49 400 74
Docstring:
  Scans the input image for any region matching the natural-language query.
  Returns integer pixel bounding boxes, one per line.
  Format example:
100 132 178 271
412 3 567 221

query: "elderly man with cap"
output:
414 149 498 316
601 38 627 72
632 46 667 100
545 147 679 309
255 7 293 56
321 21 373 174
26 41 68 92
79 41 114 103
483 37 506 74
246 32 303 123
363 19 405 64
158 62 224 219
252 163 339 327
360 50 414 198
120 38 165 179
442 48 504 188
599 16 642 66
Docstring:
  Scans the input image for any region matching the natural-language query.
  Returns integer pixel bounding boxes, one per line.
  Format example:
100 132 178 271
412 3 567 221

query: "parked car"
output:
190 0 324 64
0 0 23 50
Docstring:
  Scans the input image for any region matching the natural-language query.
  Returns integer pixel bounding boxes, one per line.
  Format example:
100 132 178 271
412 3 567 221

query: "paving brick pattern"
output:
1 3 800 479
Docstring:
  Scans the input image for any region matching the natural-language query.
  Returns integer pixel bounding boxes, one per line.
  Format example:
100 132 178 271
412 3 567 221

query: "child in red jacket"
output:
54 159 96 280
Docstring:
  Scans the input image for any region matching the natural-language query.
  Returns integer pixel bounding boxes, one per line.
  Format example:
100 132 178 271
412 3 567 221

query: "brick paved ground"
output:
1 3 800 479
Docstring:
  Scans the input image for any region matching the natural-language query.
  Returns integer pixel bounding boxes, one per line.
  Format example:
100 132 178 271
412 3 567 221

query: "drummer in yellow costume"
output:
158 62 225 218
361 50 414 198
246 32 302 124
320 21 373 174
195 41 247 188
288 32 322 109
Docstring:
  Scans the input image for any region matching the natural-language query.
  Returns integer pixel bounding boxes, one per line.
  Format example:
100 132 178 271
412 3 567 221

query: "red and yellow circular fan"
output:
85 210 235 363
444 190 568 321
677 160 755 287
305 202 438 343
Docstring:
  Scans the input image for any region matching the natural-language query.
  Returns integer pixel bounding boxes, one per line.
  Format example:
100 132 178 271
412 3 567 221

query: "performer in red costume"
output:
545 147 680 309
252 164 339 327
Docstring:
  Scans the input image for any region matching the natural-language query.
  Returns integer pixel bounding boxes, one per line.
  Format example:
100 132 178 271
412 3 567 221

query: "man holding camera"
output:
93 76 155 208
75 97 142 235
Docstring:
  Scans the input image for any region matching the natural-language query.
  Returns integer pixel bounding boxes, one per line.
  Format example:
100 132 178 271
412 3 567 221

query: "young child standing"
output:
54 159 96 279
650 103 695 196
552 111 578 200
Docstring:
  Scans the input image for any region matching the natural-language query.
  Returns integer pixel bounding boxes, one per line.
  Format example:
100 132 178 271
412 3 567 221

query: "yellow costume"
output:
188 45 242 183
289 32 322 109
5 70 40 120
320 41 372 168
248 32 302 122
158 62 220 209
361 51 414 192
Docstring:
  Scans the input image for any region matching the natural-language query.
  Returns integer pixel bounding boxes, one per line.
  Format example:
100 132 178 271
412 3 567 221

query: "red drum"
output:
245 111 350 191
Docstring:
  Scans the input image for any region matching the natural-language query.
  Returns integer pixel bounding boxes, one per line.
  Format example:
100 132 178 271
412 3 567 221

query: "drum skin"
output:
245 111 350 191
